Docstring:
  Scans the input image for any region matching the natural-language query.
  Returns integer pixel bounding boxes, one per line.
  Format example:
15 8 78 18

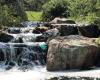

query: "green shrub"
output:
42 0 70 21
68 0 100 24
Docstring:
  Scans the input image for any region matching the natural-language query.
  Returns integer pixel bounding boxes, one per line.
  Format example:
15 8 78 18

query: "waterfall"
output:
0 42 47 70
0 24 48 71
9 33 42 43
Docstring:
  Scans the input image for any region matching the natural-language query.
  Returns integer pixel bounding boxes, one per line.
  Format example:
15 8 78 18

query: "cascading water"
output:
9 33 42 43
0 27 47 71
1 26 99 80
0 42 47 70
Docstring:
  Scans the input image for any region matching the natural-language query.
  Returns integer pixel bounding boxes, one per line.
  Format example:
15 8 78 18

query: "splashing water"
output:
0 42 47 71
9 33 42 43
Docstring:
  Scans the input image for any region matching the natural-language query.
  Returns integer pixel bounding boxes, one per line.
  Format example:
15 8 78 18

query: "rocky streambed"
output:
0 19 100 80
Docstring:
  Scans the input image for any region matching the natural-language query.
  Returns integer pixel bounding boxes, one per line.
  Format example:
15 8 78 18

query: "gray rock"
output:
78 24 100 38
36 28 59 42
0 32 14 42
57 24 78 36
51 24 100 38
47 35 99 71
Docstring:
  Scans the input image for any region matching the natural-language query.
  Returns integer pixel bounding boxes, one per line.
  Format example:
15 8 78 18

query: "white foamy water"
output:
8 33 42 42
0 66 100 80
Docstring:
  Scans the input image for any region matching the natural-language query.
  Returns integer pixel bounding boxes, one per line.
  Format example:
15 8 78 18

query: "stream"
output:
0 23 100 80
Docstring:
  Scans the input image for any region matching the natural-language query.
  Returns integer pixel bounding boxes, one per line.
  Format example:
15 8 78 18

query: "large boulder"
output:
94 38 100 66
47 35 99 71
78 24 100 38
51 24 100 38
57 24 78 36
32 27 48 34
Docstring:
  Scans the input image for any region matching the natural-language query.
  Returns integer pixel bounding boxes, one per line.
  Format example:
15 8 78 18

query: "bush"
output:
0 0 28 27
42 0 70 21
68 0 100 24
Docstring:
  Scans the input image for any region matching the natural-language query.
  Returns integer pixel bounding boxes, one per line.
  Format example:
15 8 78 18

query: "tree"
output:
42 0 70 21
68 0 100 22
24 0 49 11
0 0 27 28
